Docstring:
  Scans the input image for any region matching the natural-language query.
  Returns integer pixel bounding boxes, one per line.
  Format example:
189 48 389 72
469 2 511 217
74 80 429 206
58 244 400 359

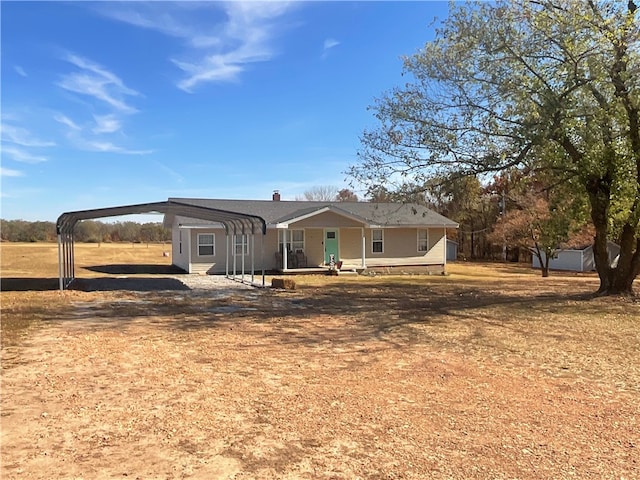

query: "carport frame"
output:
56 200 267 290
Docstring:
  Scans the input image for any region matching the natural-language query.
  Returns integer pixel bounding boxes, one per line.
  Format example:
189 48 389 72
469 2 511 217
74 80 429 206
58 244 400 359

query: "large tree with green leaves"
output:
350 0 639 294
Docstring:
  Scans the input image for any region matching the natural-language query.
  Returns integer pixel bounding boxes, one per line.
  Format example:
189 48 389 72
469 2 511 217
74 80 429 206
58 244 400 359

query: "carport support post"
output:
58 234 63 291
63 233 68 288
233 234 237 280
65 232 72 288
71 231 75 281
225 233 229 278
241 232 246 284
250 233 255 284
62 233 67 287
261 232 265 287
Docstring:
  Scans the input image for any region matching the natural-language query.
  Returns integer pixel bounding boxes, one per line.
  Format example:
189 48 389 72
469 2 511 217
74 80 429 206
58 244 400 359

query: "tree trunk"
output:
533 245 550 278
588 177 637 295
470 230 475 260
607 227 640 294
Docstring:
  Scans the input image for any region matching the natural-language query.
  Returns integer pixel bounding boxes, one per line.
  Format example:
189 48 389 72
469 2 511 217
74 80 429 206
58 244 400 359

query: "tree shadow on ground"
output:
39 279 606 352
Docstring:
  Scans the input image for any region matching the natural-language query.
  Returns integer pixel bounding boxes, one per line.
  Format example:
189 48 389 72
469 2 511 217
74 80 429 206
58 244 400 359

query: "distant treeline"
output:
0 219 172 243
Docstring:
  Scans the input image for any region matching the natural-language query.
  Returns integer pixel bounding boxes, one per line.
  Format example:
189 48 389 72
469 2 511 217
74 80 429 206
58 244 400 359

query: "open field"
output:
1 242 639 479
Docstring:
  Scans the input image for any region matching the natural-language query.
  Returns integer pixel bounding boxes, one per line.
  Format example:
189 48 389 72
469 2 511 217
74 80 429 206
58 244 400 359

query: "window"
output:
234 234 248 256
198 233 215 256
278 229 304 253
418 229 429 252
372 229 384 253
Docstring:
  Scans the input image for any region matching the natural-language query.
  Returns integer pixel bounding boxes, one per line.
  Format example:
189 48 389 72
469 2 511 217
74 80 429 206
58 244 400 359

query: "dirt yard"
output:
1 243 639 479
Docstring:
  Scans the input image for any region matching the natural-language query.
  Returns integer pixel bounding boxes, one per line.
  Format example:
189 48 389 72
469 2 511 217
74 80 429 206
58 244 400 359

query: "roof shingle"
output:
168 198 458 228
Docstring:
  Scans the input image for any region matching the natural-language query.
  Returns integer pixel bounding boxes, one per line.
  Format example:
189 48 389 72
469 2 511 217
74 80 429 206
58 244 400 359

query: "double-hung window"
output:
278 229 304 253
234 234 248 256
372 229 384 253
197 233 215 256
417 229 429 252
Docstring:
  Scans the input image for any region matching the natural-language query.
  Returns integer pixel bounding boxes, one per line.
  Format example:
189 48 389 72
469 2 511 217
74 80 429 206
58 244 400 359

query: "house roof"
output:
167 197 459 228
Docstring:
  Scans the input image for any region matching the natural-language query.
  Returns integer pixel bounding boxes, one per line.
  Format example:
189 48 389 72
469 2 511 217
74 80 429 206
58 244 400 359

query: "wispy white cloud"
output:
324 38 340 50
95 2 297 92
54 113 82 131
1 123 56 147
0 166 24 177
53 111 149 155
156 161 184 183
79 139 153 155
322 38 340 59
58 53 140 113
53 54 150 155
14 65 28 77
92 114 121 134
2 145 48 164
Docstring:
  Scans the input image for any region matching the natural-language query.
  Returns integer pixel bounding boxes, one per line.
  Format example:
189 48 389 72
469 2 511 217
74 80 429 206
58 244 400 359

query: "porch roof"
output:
274 205 369 227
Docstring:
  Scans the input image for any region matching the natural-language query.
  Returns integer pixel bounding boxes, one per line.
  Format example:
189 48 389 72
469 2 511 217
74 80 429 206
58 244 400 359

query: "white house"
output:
163 194 459 275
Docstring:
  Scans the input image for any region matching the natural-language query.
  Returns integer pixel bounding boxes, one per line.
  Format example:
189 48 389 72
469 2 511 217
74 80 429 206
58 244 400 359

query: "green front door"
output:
324 229 339 264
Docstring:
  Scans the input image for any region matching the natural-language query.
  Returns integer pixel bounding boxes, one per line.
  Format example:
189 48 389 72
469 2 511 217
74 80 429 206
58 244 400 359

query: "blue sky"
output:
1 1 449 221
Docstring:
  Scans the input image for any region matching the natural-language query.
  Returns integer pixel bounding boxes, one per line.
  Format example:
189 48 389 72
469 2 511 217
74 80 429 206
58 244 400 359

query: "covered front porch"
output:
273 206 369 273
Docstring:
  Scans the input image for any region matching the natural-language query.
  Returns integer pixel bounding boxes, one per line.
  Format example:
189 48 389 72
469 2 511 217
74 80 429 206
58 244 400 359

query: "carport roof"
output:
56 200 266 235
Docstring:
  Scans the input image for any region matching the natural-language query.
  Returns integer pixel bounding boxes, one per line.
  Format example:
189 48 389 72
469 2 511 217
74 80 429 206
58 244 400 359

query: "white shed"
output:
532 242 620 272
446 239 458 262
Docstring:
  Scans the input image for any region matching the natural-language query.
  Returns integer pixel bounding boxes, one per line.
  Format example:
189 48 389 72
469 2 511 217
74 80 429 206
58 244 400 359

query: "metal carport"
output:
56 200 267 290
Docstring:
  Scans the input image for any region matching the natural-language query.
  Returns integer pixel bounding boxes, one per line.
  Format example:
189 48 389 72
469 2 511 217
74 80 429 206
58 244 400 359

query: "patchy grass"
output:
1 243 639 479
0 241 172 279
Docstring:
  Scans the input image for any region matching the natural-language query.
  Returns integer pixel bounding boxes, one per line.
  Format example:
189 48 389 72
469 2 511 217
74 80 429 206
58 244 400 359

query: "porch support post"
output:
183 228 192 274
443 227 447 267
283 228 288 271
361 228 366 269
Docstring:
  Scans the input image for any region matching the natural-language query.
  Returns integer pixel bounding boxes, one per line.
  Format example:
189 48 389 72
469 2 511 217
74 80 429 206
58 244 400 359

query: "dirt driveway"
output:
1 271 638 479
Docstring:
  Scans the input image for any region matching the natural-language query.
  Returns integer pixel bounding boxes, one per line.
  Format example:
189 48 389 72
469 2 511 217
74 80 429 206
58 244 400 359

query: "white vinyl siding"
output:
278 229 305 252
372 229 384 253
417 229 429 252
197 233 215 256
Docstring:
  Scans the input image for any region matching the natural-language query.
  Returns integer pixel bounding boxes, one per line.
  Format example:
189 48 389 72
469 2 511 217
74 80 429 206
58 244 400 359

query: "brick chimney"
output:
272 190 281 201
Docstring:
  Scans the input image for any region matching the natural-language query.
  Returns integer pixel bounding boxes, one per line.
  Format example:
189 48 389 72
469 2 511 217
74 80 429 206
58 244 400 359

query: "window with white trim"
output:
234 234 248 256
197 233 215 256
278 229 305 253
417 229 429 252
372 229 384 253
